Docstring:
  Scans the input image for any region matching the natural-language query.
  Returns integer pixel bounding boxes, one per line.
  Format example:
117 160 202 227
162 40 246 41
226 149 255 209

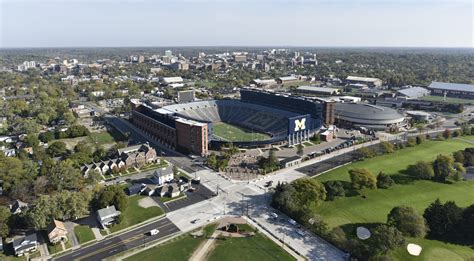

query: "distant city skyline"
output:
0 0 473 48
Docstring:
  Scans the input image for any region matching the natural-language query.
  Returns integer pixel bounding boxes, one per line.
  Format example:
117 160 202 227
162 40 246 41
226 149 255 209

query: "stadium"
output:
131 90 328 155
334 103 407 130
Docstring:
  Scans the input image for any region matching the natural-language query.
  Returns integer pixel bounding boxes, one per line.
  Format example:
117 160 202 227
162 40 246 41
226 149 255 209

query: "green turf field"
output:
313 137 474 260
212 122 271 142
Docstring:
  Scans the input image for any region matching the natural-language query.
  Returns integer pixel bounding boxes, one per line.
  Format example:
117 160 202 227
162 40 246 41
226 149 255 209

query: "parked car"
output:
288 219 297 226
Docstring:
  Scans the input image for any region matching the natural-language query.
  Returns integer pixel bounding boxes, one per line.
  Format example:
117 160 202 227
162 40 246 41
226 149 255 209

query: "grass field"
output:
125 223 294 261
109 195 164 233
213 122 271 142
315 137 474 182
421 95 474 104
74 225 95 244
313 137 474 260
125 224 217 261
208 224 295 261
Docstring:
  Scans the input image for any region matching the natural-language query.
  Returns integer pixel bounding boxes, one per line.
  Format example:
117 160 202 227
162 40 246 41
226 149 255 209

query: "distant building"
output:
296 86 341 96
165 50 173 58
276 76 298 84
280 156 302 168
126 183 145 196
346 76 382 88
234 54 247 62
97 206 121 228
251 79 276 88
397 87 430 99
17 61 36 72
428 81 474 99
161 77 184 86
177 90 195 103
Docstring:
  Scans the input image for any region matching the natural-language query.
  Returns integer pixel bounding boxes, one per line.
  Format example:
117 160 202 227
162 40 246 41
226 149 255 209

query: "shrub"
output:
376 172 395 189
406 161 434 180
416 135 425 145
443 129 452 139
387 206 427 238
406 137 417 147
356 147 376 159
380 141 394 154
349 168 377 190
323 180 345 200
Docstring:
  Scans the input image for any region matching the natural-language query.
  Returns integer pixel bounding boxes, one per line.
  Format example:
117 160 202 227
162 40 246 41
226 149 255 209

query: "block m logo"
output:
294 118 306 132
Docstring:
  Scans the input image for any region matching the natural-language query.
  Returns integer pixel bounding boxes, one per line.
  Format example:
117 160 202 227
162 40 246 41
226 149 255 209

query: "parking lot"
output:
152 183 215 213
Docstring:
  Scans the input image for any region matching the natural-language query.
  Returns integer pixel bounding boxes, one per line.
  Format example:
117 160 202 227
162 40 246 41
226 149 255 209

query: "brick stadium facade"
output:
131 105 208 156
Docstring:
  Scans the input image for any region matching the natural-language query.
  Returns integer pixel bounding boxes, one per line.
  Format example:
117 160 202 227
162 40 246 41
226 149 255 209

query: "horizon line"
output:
0 45 473 50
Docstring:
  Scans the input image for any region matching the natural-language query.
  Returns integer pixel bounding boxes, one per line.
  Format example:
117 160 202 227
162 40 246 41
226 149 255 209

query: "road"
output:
55 218 179 261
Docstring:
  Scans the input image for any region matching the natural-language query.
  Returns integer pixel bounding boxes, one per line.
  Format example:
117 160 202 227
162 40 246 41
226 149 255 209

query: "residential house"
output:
10 200 28 214
156 186 167 197
167 184 180 198
47 220 68 244
97 206 121 228
151 166 174 185
126 183 145 196
12 233 38 256
143 185 157 196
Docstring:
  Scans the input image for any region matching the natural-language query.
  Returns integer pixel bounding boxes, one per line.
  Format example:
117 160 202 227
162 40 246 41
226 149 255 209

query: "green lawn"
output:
315 137 474 182
313 137 474 260
125 224 217 261
89 131 116 144
109 195 164 233
208 224 295 261
48 243 64 254
421 95 474 104
74 225 95 244
0 254 25 261
213 122 271 142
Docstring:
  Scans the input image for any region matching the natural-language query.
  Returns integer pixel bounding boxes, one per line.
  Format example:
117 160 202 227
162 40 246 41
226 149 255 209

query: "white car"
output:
149 229 159 236
270 213 278 219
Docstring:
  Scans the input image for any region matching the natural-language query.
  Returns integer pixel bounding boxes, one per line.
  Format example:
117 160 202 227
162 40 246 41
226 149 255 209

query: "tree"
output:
356 147 376 159
25 135 39 147
292 178 326 208
323 180 345 200
433 154 456 182
369 225 405 255
92 146 107 162
349 168 376 190
39 131 55 143
387 206 427 238
0 206 11 237
380 142 394 154
461 204 474 240
423 199 463 238
97 185 128 211
376 172 395 189
452 130 461 137
47 141 67 157
453 150 465 163
46 160 84 191
452 162 465 181
406 161 434 180
443 129 452 139
416 135 425 145
296 143 304 157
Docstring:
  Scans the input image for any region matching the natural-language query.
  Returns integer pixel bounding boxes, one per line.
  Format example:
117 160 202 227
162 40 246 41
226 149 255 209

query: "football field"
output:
212 122 271 142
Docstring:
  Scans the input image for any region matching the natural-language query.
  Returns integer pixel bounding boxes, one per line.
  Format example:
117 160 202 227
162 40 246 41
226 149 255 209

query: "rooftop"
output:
428 81 474 92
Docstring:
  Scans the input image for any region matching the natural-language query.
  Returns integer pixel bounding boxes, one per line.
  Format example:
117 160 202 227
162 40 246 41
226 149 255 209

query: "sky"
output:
0 0 473 48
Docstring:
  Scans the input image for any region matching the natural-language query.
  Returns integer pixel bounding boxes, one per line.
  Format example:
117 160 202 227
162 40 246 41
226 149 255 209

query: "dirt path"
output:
189 230 219 261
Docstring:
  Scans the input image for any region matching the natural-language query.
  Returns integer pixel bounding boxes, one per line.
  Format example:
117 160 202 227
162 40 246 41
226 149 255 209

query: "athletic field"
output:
212 122 271 142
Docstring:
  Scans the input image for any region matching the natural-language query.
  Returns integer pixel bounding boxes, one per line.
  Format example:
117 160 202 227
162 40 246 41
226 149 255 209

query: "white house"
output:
151 166 174 185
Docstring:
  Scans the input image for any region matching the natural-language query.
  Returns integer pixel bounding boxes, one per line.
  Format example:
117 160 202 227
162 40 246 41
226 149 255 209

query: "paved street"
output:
55 218 179 261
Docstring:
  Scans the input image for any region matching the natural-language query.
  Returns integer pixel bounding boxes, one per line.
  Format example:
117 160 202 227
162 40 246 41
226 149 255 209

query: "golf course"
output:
314 136 474 260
